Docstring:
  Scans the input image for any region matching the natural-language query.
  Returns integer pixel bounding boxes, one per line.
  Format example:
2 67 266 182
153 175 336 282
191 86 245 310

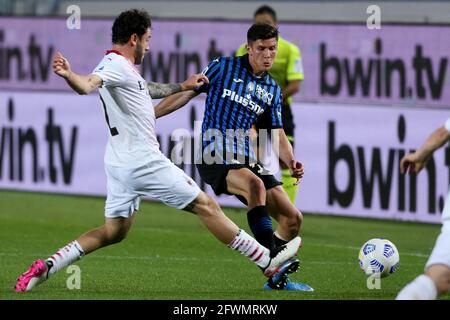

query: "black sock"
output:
247 206 275 251
273 233 289 247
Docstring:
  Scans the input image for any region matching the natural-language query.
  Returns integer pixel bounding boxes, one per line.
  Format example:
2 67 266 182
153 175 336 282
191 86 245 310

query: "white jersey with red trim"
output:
92 51 160 168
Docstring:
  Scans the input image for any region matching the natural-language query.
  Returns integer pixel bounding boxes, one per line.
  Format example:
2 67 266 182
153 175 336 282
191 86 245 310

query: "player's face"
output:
254 13 277 27
247 38 278 74
134 28 151 65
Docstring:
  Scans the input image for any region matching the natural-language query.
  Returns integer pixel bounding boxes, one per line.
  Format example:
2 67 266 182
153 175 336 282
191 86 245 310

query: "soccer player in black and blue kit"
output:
156 24 310 291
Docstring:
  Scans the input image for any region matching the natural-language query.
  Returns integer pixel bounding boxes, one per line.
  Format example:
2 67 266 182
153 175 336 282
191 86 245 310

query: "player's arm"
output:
400 125 450 174
53 52 102 95
154 90 199 119
155 56 222 118
282 80 301 102
273 128 304 184
283 43 304 104
147 73 208 99
235 44 247 57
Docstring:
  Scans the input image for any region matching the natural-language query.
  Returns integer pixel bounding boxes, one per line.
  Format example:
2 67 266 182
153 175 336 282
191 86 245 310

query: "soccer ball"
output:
358 238 400 278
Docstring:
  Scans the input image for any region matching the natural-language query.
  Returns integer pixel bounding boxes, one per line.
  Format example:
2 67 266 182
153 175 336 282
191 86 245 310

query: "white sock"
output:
228 229 270 268
396 274 438 300
46 240 85 276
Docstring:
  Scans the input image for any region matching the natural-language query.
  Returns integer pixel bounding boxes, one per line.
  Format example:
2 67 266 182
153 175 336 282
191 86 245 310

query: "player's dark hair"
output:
247 23 279 44
112 9 151 44
254 5 277 22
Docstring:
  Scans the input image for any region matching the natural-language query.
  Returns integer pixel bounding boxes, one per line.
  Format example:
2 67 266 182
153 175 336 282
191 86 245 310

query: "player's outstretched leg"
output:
396 222 450 300
185 191 301 277
15 216 134 292
262 186 311 291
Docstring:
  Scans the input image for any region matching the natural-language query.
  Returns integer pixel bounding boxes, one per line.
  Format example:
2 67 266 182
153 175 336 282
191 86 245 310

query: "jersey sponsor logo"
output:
138 81 146 90
221 89 264 115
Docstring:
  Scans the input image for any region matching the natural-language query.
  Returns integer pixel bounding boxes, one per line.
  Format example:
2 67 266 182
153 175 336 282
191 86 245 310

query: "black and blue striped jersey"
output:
196 54 283 164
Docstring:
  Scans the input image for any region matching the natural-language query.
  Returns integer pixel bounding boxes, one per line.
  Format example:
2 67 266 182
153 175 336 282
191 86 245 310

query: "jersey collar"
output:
241 54 268 80
105 49 142 75
105 50 123 56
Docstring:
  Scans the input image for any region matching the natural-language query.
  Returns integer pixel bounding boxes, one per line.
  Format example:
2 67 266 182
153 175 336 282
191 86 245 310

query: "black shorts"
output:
255 102 295 146
196 161 282 203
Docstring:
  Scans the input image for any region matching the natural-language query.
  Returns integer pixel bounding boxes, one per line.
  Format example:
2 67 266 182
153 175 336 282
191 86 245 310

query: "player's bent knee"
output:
248 177 266 197
296 210 304 227
106 229 128 245
189 192 221 218
102 224 130 245
426 264 450 294
287 211 302 233
435 269 450 294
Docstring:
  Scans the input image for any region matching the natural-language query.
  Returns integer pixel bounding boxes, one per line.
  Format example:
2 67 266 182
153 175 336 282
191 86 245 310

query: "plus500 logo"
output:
221 89 264 115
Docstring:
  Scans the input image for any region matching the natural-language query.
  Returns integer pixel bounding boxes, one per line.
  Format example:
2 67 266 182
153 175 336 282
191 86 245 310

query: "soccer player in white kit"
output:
396 119 450 300
14 9 301 293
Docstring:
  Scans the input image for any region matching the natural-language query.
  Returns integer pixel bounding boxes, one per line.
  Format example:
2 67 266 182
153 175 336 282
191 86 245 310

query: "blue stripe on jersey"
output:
200 55 282 164
268 80 279 128
215 58 234 132
201 59 223 130
222 58 240 131
224 58 243 157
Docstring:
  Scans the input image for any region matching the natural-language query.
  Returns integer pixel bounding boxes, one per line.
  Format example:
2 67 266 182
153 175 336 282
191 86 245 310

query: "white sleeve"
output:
92 59 124 87
445 118 450 132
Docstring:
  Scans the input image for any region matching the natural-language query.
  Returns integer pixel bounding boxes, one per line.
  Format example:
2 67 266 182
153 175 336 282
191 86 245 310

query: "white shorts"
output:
425 190 450 269
104 152 201 219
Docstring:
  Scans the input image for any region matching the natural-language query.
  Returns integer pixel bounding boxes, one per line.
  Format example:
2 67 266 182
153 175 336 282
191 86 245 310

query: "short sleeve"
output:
270 95 283 129
235 44 247 57
287 44 304 81
92 58 124 87
445 118 450 132
195 57 223 94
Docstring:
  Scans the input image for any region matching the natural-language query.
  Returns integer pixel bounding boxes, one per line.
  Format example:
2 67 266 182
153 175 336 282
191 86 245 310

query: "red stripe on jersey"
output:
105 50 123 56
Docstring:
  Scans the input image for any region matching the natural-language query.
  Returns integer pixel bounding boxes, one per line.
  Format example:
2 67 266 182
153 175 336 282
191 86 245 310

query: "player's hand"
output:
181 74 209 91
53 52 71 79
289 160 304 185
400 153 427 174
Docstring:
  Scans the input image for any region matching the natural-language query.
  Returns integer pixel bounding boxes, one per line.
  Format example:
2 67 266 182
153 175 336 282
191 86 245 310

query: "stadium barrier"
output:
1 17 450 223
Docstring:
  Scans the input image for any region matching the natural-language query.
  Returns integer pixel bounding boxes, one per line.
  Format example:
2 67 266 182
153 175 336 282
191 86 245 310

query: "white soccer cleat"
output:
263 236 301 278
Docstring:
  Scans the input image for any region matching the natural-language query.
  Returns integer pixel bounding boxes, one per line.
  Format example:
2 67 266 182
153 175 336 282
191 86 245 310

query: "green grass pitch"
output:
1 190 448 300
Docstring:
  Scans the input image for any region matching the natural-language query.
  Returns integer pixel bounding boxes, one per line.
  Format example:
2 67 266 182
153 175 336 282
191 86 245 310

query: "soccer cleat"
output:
264 276 314 291
262 236 301 278
15 259 49 292
267 258 300 288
